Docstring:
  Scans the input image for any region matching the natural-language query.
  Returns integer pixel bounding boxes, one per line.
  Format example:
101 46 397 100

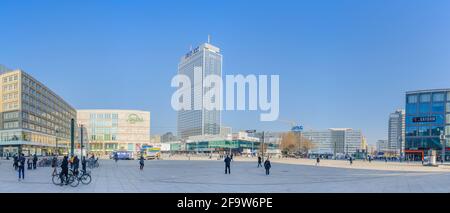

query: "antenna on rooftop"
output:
207 34 211 44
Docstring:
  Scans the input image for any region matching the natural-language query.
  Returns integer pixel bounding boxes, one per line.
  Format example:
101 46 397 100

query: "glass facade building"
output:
0 69 76 156
177 43 222 139
405 89 450 160
77 109 150 156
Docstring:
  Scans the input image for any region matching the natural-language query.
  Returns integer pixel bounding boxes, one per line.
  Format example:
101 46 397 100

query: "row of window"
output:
407 92 449 104
406 102 450 114
2 92 18 101
3 121 19 129
0 130 69 145
2 101 19 111
2 83 18 92
89 113 119 120
405 125 448 136
22 102 72 133
3 111 19 120
90 134 117 141
405 138 448 150
2 74 18 83
22 85 75 120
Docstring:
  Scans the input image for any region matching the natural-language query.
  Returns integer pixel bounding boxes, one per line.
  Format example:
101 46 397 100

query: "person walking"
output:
349 157 353 165
27 157 32 170
257 156 262 168
81 156 87 174
316 157 320 166
18 154 25 181
73 155 80 176
264 158 271 175
69 155 74 170
32 154 38 169
139 155 145 170
59 156 69 186
114 152 119 164
230 153 234 161
51 155 58 176
224 155 231 174
13 154 18 170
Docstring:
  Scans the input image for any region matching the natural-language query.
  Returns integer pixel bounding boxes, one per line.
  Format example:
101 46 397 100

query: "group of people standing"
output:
224 155 272 175
12 154 39 181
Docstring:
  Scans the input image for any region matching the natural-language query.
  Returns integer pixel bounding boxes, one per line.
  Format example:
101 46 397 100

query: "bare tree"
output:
280 132 315 156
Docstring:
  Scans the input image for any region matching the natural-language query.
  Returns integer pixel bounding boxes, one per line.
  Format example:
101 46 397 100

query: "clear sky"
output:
1 0 450 144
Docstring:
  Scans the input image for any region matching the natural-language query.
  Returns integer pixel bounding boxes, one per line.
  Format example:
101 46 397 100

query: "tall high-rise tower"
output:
177 42 222 139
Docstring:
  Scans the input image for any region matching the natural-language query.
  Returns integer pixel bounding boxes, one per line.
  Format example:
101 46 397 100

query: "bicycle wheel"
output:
80 174 91 185
52 174 61 185
69 175 79 187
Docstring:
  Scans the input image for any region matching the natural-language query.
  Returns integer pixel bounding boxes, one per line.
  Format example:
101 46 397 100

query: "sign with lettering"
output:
412 116 436 123
127 113 144 124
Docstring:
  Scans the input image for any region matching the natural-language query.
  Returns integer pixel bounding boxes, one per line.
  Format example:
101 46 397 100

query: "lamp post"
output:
80 124 84 159
55 128 59 156
440 130 445 163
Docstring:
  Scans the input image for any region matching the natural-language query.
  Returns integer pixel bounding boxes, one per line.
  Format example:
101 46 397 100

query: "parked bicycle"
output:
52 169 79 187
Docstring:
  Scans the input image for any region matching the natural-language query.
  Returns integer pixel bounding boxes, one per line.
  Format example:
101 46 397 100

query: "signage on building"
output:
291 125 303 132
127 114 144 124
412 116 436 123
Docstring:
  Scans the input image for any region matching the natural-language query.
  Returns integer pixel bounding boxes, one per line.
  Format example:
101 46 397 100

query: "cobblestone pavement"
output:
1 159 449 192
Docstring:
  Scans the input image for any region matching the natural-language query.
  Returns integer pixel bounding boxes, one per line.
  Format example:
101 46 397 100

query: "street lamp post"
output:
80 124 84 159
440 130 445 163
55 128 59 156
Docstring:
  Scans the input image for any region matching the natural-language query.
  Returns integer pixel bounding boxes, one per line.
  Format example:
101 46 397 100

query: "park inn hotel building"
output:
0 67 76 156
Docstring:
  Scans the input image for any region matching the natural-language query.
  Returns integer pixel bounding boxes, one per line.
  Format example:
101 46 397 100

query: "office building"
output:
0 68 76 156
303 130 333 155
220 126 232 137
77 109 150 156
177 42 222 139
405 89 450 160
302 128 362 156
388 109 405 156
161 132 177 143
376 139 388 153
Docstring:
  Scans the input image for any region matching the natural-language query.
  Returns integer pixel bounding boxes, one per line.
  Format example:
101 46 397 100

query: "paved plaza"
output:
1 158 450 193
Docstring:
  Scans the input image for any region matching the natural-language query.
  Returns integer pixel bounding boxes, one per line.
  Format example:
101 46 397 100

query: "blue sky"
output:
1 0 450 144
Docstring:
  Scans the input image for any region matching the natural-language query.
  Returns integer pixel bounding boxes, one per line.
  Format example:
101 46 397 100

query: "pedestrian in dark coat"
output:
139 156 145 170
264 158 271 175
81 157 87 173
316 157 320 166
59 156 69 185
32 154 38 169
27 157 32 170
13 155 18 170
224 155 231 174
73 156 80 176
257 156 262 168
18 154 26 181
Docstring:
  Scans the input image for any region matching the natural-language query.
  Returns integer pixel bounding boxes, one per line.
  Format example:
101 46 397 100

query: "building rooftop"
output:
406 88 450 94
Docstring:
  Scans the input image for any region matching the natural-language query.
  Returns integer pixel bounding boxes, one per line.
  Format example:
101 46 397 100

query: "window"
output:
3 121 19 129
433 93 445 102
419 103 431 113
419 126 430 136
420 94 431 103
406 126 417 136
432 102 445 112
431 126 444 136
3 111 19 119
